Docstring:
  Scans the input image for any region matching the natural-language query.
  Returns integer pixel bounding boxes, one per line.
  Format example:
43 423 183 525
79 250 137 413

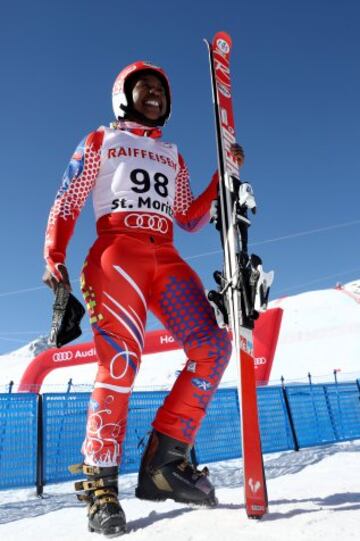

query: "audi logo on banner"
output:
52 351 74 362
124 213 169 234
254 357 267 366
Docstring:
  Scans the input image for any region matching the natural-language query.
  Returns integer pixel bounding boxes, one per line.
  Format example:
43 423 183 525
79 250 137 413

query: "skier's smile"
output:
131 74 167 121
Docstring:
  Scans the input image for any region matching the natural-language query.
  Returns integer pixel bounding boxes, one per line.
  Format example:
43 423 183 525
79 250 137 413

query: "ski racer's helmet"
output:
112 61 171 127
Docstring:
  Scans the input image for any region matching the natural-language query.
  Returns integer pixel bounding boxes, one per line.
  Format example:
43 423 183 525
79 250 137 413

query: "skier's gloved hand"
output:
43 262 71 291
230 143 245 168
210 143 246 229
43 262 84 348
48 284 85 348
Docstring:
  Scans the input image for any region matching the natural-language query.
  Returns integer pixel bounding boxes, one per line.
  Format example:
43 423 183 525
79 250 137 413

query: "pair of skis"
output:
205 32 273 519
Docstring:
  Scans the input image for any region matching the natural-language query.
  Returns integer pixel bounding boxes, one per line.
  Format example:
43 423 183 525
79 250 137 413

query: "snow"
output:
0 282 359 538
0 441 359 540
268 283 360 383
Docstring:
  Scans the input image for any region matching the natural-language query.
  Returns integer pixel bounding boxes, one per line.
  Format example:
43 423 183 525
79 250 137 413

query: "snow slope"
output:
0 441 359 540
0 284 359 539
0 281 359 392
269 281 360 383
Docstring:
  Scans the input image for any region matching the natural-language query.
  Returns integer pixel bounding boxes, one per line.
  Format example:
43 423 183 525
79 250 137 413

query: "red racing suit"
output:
44 120 232 467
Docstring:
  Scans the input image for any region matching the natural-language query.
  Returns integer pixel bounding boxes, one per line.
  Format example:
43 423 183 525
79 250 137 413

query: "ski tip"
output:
203 38 211 50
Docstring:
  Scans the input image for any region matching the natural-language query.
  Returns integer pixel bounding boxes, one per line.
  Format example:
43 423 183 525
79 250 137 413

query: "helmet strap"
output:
119 104 167 128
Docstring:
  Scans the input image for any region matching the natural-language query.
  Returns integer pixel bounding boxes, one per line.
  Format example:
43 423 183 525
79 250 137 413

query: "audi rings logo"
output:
124 213 169 234
52 351 74 362
255 357 267 366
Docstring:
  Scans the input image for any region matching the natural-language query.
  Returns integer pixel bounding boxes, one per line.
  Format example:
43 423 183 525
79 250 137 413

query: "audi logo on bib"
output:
124 213 169 234
52 351 74 362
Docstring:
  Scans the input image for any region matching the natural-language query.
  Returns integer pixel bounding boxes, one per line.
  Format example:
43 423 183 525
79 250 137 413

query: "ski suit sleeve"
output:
44 129 104 279
173 153 219 232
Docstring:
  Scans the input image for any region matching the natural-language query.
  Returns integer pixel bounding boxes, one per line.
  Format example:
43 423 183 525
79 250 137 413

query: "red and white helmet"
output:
112 61 171 126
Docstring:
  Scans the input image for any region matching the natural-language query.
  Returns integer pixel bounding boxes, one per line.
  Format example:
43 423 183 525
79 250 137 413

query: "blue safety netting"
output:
285 384 338 447
121 391 167 474
195 388 241 463
42 393 89 484
323 383 360 441
0 393 38 489
257 386 296 452
0 381 359 491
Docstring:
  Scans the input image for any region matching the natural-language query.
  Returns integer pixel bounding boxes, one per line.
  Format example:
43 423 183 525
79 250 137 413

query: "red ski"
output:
205 31 272 518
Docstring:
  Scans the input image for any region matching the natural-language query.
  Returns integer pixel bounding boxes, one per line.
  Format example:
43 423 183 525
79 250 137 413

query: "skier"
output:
43 61 244 536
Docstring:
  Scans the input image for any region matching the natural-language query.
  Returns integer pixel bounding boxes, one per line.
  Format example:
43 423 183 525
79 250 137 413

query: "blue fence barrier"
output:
0 381 359 491
285 384 338 447
324 382 360 440
42 393 90 485
0 393 38 489
258 386 296 453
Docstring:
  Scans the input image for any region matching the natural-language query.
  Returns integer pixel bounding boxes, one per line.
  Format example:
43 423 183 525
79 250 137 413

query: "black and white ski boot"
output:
74 465 126 537
135 430 217 507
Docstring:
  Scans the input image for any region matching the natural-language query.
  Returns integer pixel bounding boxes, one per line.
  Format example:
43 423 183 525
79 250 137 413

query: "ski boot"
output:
74 465 126 537
135 430 217 507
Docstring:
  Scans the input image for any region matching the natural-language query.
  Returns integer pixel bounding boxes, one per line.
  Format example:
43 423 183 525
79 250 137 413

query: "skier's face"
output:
131 74 167 123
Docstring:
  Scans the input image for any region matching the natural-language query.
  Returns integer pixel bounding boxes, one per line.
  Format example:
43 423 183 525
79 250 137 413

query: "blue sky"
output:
0 0 359 354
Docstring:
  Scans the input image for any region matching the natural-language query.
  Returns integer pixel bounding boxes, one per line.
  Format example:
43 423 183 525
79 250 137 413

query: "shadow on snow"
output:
0 440 358 525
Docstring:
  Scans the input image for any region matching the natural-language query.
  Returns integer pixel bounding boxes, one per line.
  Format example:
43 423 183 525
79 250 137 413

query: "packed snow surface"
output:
0 441 359 540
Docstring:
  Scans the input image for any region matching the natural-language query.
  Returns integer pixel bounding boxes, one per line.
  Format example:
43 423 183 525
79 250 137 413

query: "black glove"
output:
48 284 86 348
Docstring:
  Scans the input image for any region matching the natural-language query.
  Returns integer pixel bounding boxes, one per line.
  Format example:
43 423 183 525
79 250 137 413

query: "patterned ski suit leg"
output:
80 234 154 467
149 242 232 444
